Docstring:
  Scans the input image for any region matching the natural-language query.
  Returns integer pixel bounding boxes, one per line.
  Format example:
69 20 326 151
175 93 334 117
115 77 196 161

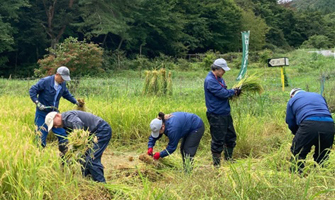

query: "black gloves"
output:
234 88 242 96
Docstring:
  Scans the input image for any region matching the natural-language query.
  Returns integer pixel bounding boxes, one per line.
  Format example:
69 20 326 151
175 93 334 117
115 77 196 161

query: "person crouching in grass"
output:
45 110 112 183
147 112 204 172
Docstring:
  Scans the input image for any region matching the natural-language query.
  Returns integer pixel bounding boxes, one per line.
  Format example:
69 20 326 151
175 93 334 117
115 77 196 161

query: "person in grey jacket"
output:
45 110 112 183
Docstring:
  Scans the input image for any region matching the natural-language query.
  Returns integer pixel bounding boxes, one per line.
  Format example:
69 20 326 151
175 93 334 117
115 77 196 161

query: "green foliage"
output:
258 49 273 65
36 37 104 77
1 0 335 78
0 0 29 75
283 67 289 87
240 9 269 51
200 50 218 70
301 35 332 49
292 0 335 14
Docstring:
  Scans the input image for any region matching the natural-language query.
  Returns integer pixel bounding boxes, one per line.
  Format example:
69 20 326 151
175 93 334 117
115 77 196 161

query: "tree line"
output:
0 0 334 77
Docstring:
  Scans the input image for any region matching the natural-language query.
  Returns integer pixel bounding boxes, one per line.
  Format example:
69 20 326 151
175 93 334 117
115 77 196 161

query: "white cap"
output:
45 111 58 132
56 66 71 81
213 58 230 72
290 88 302 98
150 118 162 138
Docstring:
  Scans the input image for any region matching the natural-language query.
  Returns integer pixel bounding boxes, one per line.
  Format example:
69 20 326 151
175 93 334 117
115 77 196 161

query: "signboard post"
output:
267 57 289 91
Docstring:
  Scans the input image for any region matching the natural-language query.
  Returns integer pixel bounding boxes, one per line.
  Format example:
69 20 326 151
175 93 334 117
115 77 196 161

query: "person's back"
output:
287 91 332 125
164 112 202 139
286 88 334 173
62 110 104 133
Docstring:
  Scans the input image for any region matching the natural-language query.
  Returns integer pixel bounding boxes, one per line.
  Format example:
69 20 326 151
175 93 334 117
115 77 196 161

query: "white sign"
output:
268 57 289 67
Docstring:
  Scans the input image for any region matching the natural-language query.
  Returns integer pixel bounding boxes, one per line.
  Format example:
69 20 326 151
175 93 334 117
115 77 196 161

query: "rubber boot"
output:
212 153 221 167
224 147 234 162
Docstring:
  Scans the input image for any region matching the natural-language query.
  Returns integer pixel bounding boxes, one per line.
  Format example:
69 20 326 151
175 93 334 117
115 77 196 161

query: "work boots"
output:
224 147 235 162
212 152 221 167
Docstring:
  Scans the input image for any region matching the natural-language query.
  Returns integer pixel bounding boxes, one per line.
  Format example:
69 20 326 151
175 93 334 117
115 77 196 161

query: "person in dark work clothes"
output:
204 58 241 167
45 110 112 183
29 66 80 150
147 112 204 171
286 88 334 172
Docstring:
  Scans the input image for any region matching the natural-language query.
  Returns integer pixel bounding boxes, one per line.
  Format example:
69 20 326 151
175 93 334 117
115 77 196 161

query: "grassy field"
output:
1 49 335 199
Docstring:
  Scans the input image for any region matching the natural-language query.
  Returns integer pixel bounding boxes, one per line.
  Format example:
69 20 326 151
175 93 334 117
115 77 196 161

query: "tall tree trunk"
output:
41 0 73 50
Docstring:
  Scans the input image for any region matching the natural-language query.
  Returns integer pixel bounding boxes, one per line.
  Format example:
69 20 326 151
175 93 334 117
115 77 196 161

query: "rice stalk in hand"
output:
65 129 97 163
76 98 86 111
233 74 264 95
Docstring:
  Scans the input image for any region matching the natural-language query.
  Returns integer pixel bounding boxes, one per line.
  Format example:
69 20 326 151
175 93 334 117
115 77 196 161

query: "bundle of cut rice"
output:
65 129 97 162
76 98 86 111
233 74 264 95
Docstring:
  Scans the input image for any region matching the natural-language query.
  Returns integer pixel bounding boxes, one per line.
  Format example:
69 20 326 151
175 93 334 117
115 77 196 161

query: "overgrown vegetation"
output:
36 37 104 77
1 49 335 199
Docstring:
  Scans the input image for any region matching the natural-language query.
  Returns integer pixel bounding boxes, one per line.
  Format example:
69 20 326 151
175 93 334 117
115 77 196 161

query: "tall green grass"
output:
1 49 335 199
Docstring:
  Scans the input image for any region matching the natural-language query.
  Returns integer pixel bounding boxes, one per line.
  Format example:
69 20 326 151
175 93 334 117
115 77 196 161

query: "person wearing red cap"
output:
29 66 81 151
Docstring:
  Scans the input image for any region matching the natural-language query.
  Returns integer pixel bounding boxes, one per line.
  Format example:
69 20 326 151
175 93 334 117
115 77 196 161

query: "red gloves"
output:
147 148 153 156
153 152 160 160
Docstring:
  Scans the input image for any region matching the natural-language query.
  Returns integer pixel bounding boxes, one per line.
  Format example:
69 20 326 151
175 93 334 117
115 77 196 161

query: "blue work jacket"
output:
29 75 77 115
286 91 333 134
148 112 203 158
204 71 235 115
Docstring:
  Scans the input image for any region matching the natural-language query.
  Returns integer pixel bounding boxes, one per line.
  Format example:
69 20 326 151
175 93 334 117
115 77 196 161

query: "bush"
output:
36 37 104 77
301 35 332 49
200 50 219 70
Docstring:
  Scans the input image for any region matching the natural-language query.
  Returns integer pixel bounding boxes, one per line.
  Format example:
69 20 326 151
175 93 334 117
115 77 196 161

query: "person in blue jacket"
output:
204 58 241 167
286 88 334 173
45 110 112 183
147 112 204 171
29 66 80 151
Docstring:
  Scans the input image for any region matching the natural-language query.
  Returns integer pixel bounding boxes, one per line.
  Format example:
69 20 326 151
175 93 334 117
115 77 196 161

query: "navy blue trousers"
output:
82 121 112 183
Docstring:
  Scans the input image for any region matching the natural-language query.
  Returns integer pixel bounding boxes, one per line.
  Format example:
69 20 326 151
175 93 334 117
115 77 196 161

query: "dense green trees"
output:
0 0 334 77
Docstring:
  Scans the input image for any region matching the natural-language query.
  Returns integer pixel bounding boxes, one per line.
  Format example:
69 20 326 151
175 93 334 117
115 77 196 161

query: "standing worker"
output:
286 88 334 173
29 66 81 150
45 110 112 183
147 112 204 172
204 58 241 167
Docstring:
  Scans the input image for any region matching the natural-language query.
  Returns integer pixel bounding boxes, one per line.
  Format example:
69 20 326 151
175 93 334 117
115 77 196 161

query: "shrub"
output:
36 37 104 77
200 50 219 70
301 35 332 49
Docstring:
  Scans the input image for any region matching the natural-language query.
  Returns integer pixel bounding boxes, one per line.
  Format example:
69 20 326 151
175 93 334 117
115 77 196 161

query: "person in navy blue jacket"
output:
286 88 334 173
147 112 204 171
204 58 241 167
29 66 80 151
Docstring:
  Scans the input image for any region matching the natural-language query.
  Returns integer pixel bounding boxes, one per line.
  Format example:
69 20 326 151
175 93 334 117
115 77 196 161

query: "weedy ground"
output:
1 49 335 199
